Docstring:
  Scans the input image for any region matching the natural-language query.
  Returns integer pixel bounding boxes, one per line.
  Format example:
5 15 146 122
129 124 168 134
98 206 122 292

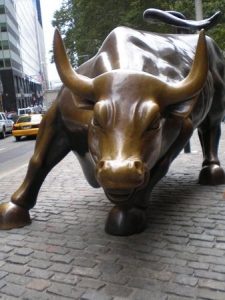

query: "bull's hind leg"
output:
0 104 71 229
198 121 225 185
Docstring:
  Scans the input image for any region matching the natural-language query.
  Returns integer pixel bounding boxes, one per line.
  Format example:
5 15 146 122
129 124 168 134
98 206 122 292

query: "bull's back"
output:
62 27 225 128
78 27 200 82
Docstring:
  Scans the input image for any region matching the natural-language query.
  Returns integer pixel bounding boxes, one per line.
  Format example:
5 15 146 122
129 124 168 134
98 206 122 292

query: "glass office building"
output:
0 0 48 112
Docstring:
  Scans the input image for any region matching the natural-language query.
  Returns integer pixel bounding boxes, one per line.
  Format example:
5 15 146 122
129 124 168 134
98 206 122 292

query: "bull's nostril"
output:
134 160 143 173
98 160 105 169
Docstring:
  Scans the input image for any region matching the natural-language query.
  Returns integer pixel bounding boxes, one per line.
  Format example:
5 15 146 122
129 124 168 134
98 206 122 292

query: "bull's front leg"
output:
0 104 70 229
198 121 225 185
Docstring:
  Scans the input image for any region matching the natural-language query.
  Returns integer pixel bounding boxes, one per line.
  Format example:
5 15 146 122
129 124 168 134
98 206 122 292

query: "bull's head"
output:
54 29 208 205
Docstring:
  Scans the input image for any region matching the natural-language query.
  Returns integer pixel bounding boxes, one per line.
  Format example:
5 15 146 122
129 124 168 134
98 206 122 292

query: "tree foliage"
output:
52 0 225 67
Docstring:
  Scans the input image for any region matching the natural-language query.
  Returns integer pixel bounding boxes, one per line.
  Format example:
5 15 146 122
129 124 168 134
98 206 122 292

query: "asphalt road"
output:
0 134 35 179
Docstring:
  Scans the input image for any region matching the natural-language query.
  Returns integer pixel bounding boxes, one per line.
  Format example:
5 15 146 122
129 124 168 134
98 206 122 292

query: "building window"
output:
0 5 5 14
0 23 7 32
0 40 9 50
0 60 4 68
4 59 11 67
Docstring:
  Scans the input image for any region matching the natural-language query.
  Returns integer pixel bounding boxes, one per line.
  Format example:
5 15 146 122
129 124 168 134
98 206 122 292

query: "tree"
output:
52 0 225 67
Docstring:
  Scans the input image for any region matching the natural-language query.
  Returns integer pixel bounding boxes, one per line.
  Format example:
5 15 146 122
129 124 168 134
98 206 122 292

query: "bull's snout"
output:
97 159 145 189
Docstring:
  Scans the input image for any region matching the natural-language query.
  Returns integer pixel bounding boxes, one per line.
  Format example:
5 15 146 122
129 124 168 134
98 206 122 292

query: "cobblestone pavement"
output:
1 125 225 300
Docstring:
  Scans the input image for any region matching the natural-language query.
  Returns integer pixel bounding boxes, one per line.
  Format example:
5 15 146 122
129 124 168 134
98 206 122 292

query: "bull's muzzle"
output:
96 159 145 190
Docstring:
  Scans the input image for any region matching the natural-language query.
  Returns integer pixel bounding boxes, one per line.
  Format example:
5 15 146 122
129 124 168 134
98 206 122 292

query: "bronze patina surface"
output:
1 10 225 235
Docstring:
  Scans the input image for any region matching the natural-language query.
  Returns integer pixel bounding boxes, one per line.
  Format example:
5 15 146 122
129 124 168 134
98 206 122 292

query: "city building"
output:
0 0 48 112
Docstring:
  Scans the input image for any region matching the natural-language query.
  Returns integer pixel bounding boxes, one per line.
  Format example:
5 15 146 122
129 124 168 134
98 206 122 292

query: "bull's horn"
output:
53 29 94 99
161 29 208 108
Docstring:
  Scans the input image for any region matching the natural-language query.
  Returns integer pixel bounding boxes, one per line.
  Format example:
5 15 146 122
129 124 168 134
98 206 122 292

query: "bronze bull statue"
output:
1 10 225 235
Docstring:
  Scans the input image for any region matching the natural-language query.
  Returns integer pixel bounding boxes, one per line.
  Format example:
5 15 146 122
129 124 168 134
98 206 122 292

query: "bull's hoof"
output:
105 206 147 236
199 164 225 185
0 202 31 230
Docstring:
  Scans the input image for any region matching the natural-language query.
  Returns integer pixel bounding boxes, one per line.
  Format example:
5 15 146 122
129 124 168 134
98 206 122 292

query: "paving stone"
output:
80 289 112 300
78 278 106 290
0 272 8 280
211 264 225 274
196 247 225 257
189 240 214 248
195 270 225 281
71 266 101 279
188 262 209 270
50 254 74 264
66 241 88 250
163 282 196 298
1 263 29 275
0 283 26 297
0 295 18 300
0 280 6 289
6 240 26 248
30 250 52 260
189 234 215 242
197 288 225 300
28 258 52 269
6 234 26 241
4 274 31 285
167 296 190 300
6 255 30 265
26 268 54 280
46 238 66 246
154 271 173 281
151 248 176 258
98 261 122 274
102 284 133 298
198 279 225 291
127 277 159 291
101 273 129 285
0 246 13 253
131 289 167 300
0 253 9 261
22 290 53 300
49 263 73 274
14 248 34 256
73 256 97 268
46 245 69 255
198 255 225 265
160 257 187 266
173 274 198 286
26 278 51 291
47 282 84 298
51 273 79 285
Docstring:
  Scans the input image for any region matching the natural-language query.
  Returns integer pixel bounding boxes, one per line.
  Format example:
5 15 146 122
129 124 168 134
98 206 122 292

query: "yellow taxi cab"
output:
12 114 43 141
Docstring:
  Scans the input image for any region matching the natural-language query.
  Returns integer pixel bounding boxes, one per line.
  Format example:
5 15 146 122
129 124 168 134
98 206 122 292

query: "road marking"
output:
0 148 5 151
0 163 28 180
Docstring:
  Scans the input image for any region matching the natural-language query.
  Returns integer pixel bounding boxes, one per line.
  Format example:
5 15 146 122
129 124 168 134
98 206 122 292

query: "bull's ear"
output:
165 96 197 118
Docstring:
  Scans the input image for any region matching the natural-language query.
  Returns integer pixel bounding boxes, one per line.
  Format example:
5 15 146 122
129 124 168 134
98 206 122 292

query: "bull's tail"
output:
143 8 221 31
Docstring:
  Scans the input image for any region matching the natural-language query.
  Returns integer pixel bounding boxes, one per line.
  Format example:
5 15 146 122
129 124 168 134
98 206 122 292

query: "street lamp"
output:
195 0 203 20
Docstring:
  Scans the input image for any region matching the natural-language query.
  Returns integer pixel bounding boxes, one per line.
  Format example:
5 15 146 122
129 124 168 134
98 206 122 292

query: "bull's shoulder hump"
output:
100 28 200 60
77 29 206 80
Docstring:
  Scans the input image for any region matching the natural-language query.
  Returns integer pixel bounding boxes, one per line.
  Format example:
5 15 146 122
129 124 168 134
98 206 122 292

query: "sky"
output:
40 0 63 83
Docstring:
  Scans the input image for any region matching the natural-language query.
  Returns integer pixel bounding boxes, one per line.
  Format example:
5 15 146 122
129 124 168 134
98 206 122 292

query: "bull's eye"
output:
145 116 161 132
92 116 102 128
151 117 161 129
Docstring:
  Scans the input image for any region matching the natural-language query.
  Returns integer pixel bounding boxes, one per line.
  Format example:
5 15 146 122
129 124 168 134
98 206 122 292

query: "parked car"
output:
17 107 34 116
6 111 18 123
0 112 14 139
17 105 45 116
12 114 43 141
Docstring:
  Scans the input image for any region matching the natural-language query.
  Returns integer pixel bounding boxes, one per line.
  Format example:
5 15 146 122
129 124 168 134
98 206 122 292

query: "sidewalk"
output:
0 125 225 299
